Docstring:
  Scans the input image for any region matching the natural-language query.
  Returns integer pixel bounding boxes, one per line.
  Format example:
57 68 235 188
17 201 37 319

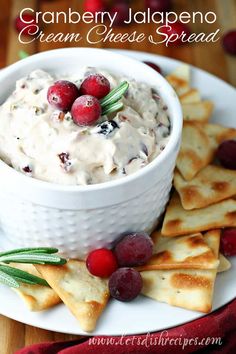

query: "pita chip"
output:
11 263 61 311
203 229 230 274
136 231 219 271
182 101 214 123
141 230 220 313
205 123 236 148
36 260 109 332
218 254 231 273
202 230 221 256
176 121 215 181
174 165 236 210
180 88 201 104
161 192 236 236
166 64 190 96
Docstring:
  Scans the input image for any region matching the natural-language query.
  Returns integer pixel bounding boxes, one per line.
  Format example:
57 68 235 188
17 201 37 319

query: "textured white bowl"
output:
0 48 182 258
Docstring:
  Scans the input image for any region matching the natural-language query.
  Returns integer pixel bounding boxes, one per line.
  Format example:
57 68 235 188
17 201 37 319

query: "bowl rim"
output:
0 47 183 193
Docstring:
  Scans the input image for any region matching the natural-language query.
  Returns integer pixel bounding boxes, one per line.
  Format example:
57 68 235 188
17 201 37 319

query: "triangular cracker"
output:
176 121 215 181
174 165 236 210
166 64 190 96
36 260 109 332
136 231 219 271
202 229 221 255
218 253 231 273
11 264 61 311
182 101 214 123
180 88 201 104
161 192 236 236
205 123 236 148
141 230 220 313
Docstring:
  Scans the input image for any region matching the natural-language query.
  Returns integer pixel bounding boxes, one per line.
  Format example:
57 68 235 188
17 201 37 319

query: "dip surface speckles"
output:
0 68 170 185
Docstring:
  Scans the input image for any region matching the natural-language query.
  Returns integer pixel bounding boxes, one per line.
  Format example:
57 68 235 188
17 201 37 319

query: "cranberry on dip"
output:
0 67 170 185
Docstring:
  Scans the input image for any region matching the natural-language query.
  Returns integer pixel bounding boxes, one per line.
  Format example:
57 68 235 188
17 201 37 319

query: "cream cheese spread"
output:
0 68 170 185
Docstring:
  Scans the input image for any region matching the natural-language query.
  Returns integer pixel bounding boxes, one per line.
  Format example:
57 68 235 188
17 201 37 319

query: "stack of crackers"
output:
140 65 235 314
9 65 235 332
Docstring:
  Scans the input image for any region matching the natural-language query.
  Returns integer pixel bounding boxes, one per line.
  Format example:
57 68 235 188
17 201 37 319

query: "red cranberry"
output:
47 81 80 111
58 153 72 172
114 233 153 267
109 268 143 302
162 22 191 46
109 1 129 26
22 165 32 173
84 0 105 14
58 152 70 164
145 0 172 13
222 30 236 55
80 74 110 99
144 61 162 74
220 229 236 256
15 13 38 36
216 140 236 170
86 248 118 278
71 95 102 126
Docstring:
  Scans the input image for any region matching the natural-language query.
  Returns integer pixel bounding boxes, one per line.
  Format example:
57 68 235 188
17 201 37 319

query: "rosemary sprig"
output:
102 101 124 116
101 81 129 116
0 270 19 288
0 253 66 265
0 248 67 265
0 247 58 257
0 247 66 288
0 265 49 287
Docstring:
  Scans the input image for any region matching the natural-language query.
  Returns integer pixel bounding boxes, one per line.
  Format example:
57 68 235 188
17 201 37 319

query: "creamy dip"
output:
0 68 170 185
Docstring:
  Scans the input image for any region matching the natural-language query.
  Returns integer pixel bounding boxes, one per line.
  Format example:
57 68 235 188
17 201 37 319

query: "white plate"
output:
0 50 235 336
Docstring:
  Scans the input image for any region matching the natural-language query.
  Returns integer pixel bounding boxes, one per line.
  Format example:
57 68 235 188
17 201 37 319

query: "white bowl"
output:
0 48 182 258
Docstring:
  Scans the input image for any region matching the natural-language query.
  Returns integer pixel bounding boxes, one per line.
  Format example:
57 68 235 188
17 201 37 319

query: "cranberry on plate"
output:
222 30 236 55
114 232 154 267
109 268 143 302
47 80 80 111
220 229 236 256
216 140 236 170
80 74 110 99
86 248 118 278
71 95 102 126
15 13 38 36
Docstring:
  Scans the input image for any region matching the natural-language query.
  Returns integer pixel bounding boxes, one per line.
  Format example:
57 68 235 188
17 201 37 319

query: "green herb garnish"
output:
101 81 129 116
102 101 124 116
0 265 49 287
0 247 66 288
